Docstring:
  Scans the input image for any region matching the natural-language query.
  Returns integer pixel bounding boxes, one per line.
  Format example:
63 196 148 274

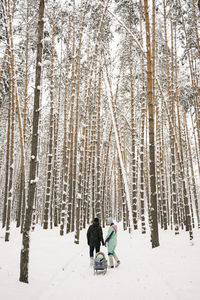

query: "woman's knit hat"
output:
107 217 113 223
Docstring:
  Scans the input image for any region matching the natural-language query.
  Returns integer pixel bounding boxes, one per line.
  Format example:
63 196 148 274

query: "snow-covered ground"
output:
0 223 200 300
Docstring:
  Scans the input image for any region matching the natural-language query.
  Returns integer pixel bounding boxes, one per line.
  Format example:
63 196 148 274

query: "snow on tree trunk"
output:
43 1 55 230
19 0 44 283
106 85 134 230
144 0 159 248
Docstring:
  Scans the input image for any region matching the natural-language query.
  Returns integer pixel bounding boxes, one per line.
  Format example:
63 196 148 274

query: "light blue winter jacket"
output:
105 224 117 255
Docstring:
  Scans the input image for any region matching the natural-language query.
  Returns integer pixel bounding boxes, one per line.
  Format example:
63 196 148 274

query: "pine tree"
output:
144 0 159 248
19 0 45 283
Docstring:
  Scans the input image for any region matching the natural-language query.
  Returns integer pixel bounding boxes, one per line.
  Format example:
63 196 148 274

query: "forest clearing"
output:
0 0 200 297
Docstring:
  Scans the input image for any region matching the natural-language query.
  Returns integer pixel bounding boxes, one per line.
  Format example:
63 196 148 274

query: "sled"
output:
93 252 107 275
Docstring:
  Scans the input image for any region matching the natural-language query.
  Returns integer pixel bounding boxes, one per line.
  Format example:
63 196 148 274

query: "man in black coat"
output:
87 217 105 266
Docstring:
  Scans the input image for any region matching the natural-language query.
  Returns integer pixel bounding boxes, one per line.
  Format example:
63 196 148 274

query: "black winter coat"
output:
87 221 104 247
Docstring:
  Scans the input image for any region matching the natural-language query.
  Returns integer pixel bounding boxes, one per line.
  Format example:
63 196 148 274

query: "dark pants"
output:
89 245 100 257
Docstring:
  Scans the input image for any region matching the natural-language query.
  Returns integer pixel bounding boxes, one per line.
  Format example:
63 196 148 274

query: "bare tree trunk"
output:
163 0 179 234
60 23 71 235
102 126 112 227
91 79 97 221
5 0 15 242
53 24 64 228
43 2 55 229
2 59 11 229
96 62 102 220
18 2 29 230
80 72 90 230
139 0 146 234
129 5 137 230
66 2 76 233
19 0 44 283
84 114 92 226
185 114 200 228
144 0 159 248
74 1 88 243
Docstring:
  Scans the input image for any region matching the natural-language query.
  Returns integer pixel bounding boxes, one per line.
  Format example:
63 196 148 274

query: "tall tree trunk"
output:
102 126 112 227
129 4 137 230
95 63 102 220
144 0 159 248
66 2 77 233
74 1 88 243
185 114 200 228
18 1 29 230
43 2 55 229
60 23 71 235
139 0 146 234
91 75 97 221
19 0 44 283
80 70 90 230
163 0 179 234
2 57 11 229
5 0 15 242
84 114 92 226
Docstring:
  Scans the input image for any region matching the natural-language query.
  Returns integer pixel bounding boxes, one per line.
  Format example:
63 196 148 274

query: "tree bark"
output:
43 1 55 229
144 0 159 248
19 0 44 283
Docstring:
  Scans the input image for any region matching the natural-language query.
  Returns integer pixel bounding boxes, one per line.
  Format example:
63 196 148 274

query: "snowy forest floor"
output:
0 223 200 300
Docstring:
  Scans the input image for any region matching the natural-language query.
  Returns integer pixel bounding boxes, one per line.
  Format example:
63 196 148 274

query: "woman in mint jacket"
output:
105 217 120 268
